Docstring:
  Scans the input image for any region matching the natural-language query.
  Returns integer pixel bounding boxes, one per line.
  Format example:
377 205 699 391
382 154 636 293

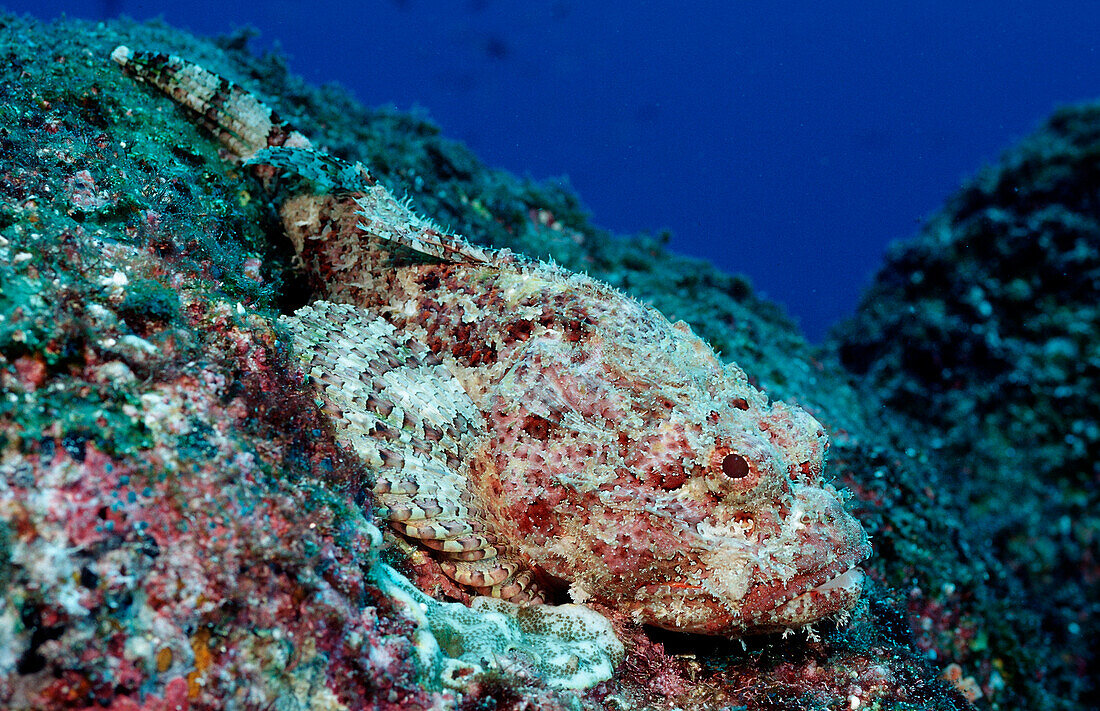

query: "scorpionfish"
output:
113 46 871 636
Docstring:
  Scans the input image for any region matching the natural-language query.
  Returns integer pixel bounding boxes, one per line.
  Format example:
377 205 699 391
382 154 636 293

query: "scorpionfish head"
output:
489 316 871 636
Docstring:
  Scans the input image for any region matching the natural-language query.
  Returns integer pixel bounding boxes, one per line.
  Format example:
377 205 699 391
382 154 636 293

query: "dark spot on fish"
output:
521 414 554 440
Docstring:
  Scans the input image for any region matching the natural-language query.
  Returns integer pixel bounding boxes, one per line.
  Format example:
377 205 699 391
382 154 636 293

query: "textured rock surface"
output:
832 101 1100 707
0 9 1091 711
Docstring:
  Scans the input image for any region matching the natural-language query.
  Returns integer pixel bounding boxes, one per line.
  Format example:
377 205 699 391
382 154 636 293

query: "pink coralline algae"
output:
111 45 871 638
0 263 442 708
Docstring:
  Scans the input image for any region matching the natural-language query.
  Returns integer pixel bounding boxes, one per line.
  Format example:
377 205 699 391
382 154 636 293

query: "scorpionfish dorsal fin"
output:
113 45 498 271
111 45 312 161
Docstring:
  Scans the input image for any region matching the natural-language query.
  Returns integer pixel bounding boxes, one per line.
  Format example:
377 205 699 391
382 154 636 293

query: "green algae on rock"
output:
832 101 1100 708
0 8 1092 711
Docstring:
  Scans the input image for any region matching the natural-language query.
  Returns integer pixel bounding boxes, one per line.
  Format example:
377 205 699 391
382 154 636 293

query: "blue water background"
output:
10 1 1100 340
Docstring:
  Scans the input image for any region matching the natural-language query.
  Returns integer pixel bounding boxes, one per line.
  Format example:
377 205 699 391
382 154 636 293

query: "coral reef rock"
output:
0 9 1093 711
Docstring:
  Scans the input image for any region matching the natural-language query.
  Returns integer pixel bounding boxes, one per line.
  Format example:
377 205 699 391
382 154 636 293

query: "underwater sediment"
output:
0 10 1095 711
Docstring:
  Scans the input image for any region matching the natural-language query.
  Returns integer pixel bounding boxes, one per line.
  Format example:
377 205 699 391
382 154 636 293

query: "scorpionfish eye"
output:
708 445 762 494
722 452 750 479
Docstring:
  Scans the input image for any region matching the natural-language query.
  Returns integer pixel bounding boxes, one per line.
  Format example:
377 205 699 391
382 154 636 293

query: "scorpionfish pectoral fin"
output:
282 300 548 604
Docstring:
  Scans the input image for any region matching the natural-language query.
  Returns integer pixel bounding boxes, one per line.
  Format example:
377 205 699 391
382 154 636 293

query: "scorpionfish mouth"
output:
630 538 872 637
619 483 873 637
739 538 874 632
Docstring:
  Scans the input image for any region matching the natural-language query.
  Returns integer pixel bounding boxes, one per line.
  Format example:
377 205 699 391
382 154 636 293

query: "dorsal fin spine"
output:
111 45 312 161
113 45 497 268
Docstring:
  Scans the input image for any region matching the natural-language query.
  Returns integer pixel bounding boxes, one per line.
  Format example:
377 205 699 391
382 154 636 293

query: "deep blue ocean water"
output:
9 1 1100 340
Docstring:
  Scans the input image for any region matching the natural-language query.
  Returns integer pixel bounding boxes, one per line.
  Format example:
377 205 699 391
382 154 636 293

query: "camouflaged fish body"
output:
113 46 871 634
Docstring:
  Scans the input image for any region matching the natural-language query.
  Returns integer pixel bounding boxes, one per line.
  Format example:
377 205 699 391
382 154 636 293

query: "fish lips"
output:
738 538 874 632
620 537 871 636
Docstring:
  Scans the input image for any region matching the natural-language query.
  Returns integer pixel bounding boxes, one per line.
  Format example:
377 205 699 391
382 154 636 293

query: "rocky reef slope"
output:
832 99 1100 706
0 11 1093 710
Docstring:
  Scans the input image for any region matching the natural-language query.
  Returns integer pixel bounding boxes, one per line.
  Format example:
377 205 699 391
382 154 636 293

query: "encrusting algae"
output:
10 13 1081 708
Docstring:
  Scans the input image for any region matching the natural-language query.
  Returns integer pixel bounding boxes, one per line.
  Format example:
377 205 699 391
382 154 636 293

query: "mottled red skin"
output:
106 45 873 635
112 44 869 636
291 224 871 634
